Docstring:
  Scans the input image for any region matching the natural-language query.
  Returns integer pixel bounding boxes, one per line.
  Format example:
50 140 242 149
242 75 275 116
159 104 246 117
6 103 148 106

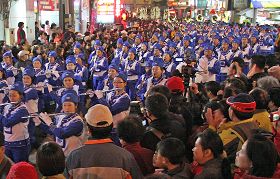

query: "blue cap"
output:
175 32 182 37
61 71 74 80
142 42 148 48
153 32 159 38
111 58 120 66
10 82 24 94
241 34 249 39
204 45 214 51
32 56 42 64
183 36 191 41
23 68 35 78
117 38 123 45
222 38 230 44
48 51 57 58
213 34 220 40
144 60 152 67
152 58 164 68
3 51 12 58
251 33 258 38
116 72 127 82
94 40 101 46
109 64 119 71
129 47 136 54
232 38 240 45
154 43 161 50
74 42 82 49
164 51 172 57
96 46 104 52
135 34 141 39
66 55 76 65
159 36 165 42
76 53 84 60
61 91 79 104
168 41 177 48
123 41 131 48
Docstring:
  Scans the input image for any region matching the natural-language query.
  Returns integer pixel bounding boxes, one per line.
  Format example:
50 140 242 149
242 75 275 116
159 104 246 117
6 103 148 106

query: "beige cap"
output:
85 104 113 128
268 66 280 80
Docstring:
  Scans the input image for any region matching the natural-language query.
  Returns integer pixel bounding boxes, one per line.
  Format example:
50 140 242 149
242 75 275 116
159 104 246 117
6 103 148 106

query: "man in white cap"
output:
66 104 143 179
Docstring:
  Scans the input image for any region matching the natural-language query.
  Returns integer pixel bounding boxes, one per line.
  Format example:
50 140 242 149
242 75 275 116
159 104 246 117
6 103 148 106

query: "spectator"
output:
6 162 38 179
140 93 186 151
117 116 155 176
249 88 272 132
192 129 231 179
17 22 27 45
36 142 65 179
35 21 40 40
153 138 192 178
204 81 221 101
206 93 259 163
257 76 280 92
268 87 280 112
234 134 280 178
45 20 50 41
15 50 32 69
0 132 13 178
66 104 142 179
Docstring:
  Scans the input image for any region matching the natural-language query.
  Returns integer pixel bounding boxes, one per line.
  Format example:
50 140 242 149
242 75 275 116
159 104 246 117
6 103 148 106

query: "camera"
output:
270 112 280 122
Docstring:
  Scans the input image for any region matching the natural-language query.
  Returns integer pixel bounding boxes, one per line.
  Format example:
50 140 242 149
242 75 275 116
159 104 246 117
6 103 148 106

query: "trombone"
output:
22 112 73 119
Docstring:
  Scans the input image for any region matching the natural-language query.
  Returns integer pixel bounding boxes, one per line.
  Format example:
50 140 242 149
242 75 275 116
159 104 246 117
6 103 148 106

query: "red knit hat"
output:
166 76 184 92
7 162 38 179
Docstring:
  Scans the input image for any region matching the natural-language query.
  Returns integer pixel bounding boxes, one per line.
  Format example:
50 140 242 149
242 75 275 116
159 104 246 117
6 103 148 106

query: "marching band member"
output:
133 34 142 54
114 38 123 59
163 51 176 78
136 60 152 101
149 43 163 62
93 73 130 128
241 34 251 74
90 46 108 90
250 33 260 57
120 41 130 67
2 51 19 85
45 51 63 86
138 42 151 73
123 47 141 100
97 64 119 90
195 45 220 83
138 60 167 101
0 65 8 105
230 38 244 61
88 40 102 65
168 41 180 59
39 92 85 157
179 35 194 57
217 38 232 83
0 82 33 162
75 53 89 88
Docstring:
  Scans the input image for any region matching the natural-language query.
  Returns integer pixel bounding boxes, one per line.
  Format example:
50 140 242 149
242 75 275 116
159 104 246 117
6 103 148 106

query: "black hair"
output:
251 55 266 69
226 78 247 93
18 22 24 28
87 124 113 139
268 87 280 108
148 85 171 101
45 20 49 25
145 93 169 119
156 138 185 165
232 57 244 68
197 129 231 179
117 116 145 143
249 87 269 109
0 132 4 147
247 134 279 177
36 142 65 176
205 81 220 97
203 101 224 119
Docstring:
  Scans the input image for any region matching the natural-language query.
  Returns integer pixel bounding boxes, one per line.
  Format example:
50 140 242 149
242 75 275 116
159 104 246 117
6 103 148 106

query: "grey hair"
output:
257 76 280 91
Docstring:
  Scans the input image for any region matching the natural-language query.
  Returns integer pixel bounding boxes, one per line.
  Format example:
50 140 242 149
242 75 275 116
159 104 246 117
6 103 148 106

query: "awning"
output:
236 8 254 18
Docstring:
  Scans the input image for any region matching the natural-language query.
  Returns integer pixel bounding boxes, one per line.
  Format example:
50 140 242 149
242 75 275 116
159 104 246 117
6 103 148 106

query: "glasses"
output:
113 81 125 84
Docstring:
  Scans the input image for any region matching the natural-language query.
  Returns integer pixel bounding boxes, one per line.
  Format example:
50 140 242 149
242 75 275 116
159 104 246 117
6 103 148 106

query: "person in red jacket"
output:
17 22 27 45
234 133 280 179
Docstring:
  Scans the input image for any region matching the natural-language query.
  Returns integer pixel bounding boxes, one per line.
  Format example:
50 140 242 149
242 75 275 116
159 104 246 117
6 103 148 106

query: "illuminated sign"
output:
251 0 280 8
116 0 121 17
96 0 115 23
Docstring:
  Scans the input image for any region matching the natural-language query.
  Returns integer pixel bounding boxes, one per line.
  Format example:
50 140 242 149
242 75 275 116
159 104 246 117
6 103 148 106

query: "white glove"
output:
47 84 53 92
95 90 103 99
45 70 52 78
52 70 59 78
39 112 52 126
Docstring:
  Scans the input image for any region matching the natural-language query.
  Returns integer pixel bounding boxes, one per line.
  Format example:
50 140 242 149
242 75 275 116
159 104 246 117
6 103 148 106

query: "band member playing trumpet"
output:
0 82 32 162
39 92 85 157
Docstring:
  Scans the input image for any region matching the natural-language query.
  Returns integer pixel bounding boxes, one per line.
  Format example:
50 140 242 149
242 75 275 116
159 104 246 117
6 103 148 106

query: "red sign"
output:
39 0 55 11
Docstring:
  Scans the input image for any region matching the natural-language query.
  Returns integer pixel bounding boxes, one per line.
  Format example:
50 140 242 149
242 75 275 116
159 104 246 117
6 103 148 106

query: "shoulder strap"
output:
147 126 171 140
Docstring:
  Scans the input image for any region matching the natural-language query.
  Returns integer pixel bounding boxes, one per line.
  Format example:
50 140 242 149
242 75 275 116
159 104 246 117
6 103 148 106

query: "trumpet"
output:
80 88 123 96
22 112 73 119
